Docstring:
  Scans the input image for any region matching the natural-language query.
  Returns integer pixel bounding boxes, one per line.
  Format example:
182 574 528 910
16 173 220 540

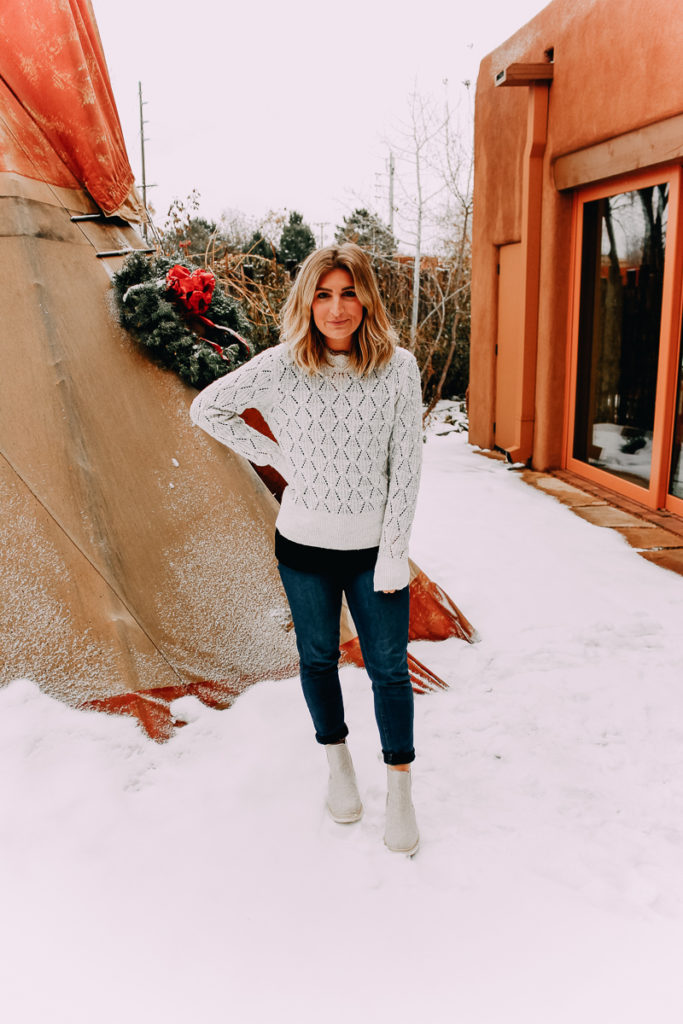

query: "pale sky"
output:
93 0 550 243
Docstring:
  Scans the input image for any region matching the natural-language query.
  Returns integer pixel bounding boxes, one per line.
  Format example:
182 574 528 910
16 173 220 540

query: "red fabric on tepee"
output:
83 680 246 742
0 0 135 214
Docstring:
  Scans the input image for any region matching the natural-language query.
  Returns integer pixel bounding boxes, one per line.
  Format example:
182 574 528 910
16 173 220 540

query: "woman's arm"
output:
373 352 423 593
189 348 289 479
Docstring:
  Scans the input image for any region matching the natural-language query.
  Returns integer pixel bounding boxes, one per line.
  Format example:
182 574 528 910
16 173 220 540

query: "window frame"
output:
564 164 683 514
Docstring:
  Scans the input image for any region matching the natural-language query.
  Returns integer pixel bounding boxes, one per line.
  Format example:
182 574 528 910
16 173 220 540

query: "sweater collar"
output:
323 349 352 371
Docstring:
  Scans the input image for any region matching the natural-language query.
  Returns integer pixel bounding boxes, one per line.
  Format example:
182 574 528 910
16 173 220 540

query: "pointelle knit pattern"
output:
189 343 423 591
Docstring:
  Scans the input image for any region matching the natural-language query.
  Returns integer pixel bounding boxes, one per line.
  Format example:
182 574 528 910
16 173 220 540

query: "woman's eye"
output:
342 291 357 298
315 291 330 300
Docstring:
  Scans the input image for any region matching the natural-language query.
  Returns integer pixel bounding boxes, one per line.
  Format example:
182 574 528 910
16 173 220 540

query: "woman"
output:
190 243 423 855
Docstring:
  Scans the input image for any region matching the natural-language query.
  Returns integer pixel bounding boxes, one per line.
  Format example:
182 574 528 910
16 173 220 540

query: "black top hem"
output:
275 529 379 575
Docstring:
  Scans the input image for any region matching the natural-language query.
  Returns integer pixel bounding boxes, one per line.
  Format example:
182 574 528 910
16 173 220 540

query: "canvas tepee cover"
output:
0 0 300 738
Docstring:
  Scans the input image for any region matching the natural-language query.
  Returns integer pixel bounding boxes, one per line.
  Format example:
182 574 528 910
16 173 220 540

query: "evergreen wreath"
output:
112 251 253 390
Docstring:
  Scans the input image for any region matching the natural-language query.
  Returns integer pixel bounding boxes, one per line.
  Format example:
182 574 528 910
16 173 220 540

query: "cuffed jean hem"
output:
315 724 349 746
383 748 416 766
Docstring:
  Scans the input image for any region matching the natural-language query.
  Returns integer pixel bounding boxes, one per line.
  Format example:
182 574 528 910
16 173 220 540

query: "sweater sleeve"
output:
189 348 289 480
373 352 423 592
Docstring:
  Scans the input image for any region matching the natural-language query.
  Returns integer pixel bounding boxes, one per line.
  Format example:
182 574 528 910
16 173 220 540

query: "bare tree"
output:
385 83 474 405
388 92 448 349
423 83 474 415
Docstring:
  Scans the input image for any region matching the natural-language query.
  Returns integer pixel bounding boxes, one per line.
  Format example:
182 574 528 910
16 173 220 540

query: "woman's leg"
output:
343 570 414 766
345 571 418 852
277 564 348 745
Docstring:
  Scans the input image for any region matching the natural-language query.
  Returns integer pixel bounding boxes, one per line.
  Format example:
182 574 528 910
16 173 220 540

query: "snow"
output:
2 419 683 1023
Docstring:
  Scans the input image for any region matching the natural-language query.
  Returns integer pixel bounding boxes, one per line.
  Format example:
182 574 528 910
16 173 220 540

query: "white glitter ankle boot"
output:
384 767 419 855
325 741 363 823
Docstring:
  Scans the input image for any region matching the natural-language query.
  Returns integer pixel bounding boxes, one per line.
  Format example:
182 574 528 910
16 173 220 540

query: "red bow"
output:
165 263 251 362
166 265 215 314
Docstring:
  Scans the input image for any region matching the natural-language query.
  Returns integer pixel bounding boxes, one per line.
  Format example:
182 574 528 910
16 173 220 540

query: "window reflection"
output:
573 185 668 488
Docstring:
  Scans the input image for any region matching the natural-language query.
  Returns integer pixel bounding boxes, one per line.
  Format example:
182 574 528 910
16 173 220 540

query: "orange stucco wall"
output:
470 0 683 468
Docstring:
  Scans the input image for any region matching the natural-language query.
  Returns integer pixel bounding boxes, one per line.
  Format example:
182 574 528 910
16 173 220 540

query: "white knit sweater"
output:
189 343 423 591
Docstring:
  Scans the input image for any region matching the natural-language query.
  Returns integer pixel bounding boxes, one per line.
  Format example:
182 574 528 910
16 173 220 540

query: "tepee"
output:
0 0 475 740
0 0 303 737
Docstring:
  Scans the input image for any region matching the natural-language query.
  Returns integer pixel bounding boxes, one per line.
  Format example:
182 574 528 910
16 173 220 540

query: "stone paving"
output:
521 470 683 578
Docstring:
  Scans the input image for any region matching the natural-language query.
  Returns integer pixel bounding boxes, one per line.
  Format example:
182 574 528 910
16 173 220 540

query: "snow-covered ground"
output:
2 415 683 1024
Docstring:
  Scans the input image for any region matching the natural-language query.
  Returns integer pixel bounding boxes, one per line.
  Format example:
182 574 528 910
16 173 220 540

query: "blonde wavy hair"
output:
280 243 399 374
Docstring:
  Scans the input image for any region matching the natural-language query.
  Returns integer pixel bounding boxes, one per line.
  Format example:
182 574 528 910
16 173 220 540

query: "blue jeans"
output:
277 564 415 765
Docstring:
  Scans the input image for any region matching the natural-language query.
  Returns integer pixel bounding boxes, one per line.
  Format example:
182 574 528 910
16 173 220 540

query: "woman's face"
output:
311 268 364 352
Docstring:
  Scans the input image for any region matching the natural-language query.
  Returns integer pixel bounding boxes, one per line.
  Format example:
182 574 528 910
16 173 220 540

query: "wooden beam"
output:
495 62 554 87
553 113 683 190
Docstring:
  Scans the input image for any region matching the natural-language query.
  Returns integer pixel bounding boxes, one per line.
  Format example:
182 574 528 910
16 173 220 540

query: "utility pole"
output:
409 146 422 349
388 150 395 236
314 222 329 247
138 82 149 240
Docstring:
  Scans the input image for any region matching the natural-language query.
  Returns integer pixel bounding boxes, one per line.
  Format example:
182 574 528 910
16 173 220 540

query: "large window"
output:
573 185 667 486
567 167 683 514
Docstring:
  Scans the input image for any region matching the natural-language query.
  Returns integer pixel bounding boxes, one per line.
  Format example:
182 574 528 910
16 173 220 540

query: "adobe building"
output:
470 0 683 521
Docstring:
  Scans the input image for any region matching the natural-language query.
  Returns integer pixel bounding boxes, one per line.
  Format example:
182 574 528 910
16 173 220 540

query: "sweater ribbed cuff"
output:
373 554 410 593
